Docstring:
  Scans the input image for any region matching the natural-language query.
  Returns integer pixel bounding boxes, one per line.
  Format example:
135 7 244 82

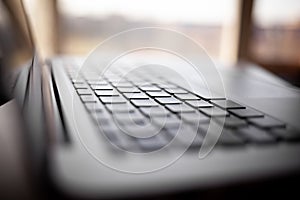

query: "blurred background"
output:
2 0 300 86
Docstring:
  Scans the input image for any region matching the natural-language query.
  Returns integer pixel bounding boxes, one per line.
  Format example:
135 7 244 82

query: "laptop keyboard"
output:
64 65 300 152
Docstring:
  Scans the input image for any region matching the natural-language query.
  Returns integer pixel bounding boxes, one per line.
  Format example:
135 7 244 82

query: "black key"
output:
104 75 121 80
271 127 300 141
186 100 213 108
153 116 181 129
236 126 276 143
137 135 169 151
156 97 181 104
229 108 264 118
196 119 244 146
99 96 126 104
210 100 245 109
179 112 210 124
73 83 88 89
84 72 96 79
139 106 170 117
218 129 245 146
121 124 160 138
165 104 195 113
112 112 146 125
117 87 140 93
101 128 132 150
165 88 188 94
85 103 104 112
195 123 210 137
139 86 161 91
106 78 127 83
77 89 92 95
90 85 113 90
131 99 158 107
106 104 135 113
101 128 120 142
87 80 108 85
194 89 225 100
111 82 133 87
133 82 153 86
91 112 111 126
123 93 149 99
174 93 200 100
71 79 85 84
157 83 178 89
189 135 204 148
168 126 203 147
80 95 97 102
199 107 229 117
214 116 248 128
94 90 119 96
248 116 285 129
146 91 171 97
173 124 244 147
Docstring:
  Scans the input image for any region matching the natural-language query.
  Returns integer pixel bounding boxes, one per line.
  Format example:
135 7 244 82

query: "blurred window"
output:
57 0 237 60
250 0 300 68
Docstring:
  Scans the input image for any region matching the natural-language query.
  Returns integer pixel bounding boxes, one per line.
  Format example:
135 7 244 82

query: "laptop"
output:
1 0 300 199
